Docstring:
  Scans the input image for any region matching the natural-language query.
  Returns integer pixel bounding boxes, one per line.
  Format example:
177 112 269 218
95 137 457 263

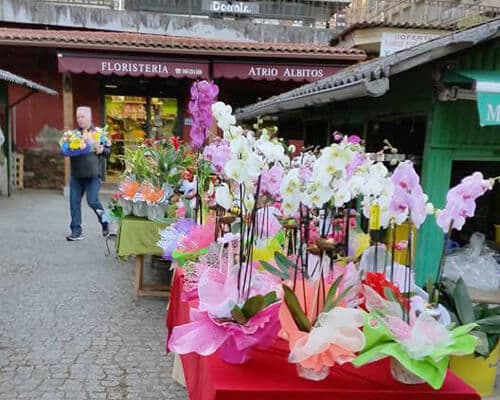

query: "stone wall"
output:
23 148 64 190
0 0 337 44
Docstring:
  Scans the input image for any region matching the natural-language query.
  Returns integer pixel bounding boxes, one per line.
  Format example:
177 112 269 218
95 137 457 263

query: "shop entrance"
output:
102 77 182 182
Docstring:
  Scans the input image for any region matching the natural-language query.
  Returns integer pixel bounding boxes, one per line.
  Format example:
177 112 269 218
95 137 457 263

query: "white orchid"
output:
215 183 233 210
224 159 251 185
224 125 243 140
212 101 236 132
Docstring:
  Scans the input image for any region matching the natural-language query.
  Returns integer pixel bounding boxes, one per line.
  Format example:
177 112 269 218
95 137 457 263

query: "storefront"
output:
235 19 500 286
0 27 365 187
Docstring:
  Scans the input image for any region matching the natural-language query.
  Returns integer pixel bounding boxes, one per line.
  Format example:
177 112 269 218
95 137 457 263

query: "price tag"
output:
369 204 380 230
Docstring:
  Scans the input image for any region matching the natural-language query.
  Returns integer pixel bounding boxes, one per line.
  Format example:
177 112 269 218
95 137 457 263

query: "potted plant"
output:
439 277 500 396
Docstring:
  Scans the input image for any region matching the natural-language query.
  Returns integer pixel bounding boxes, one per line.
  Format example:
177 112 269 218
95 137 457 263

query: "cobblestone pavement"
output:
0 190 187 400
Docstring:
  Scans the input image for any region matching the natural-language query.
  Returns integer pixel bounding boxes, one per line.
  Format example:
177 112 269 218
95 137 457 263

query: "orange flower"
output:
139 183 164 203
119 178 139 199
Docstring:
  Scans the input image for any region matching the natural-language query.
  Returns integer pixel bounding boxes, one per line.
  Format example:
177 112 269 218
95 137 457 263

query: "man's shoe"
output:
102 222 110 237
66 232 84 241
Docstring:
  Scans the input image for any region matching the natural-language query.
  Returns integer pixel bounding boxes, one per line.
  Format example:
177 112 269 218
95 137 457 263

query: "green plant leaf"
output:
476 315 500 334
487 334 500 356
453 277 475 324
241 295 266 320
274 252 297 274
324 285 354 313
324 275 343 309
263 291 278 307
260 260 289 280
472 330 490 357
282 285 311 332
231 305 248 325
474 303 489 320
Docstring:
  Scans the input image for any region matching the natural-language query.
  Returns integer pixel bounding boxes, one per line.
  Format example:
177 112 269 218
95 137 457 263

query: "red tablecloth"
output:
167 270 480 400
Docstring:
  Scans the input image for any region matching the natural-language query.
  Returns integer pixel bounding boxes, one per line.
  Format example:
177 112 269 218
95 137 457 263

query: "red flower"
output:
363 272 409 311
183 169 194 182
170 136 181 151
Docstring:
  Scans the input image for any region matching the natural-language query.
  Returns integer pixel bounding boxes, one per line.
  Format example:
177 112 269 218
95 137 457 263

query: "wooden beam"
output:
62 73 73 190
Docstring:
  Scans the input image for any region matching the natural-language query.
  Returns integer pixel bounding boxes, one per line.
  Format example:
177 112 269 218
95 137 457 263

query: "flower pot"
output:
147 204 167 221
132 201 148 217
119 199 133 216
296 364 329 381
449 342 499 397
390 358 425 385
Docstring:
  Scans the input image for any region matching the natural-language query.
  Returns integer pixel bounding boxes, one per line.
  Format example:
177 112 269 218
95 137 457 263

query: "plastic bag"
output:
359 245 415 292
443 232 499 291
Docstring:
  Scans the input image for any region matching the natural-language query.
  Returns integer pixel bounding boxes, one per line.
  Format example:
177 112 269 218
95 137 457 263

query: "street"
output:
0 190 186 400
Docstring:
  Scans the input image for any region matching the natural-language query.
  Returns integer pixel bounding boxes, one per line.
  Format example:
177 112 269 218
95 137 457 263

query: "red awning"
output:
213 62 340 82
58 53 209 79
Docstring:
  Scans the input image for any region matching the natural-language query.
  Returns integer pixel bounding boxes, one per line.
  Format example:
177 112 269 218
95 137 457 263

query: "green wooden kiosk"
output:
236 19 500 286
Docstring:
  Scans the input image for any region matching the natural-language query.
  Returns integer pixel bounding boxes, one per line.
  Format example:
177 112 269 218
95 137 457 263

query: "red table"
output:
167 271 480 400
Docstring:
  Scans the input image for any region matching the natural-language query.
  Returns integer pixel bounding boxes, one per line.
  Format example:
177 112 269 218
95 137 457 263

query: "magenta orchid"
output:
189 80 219 149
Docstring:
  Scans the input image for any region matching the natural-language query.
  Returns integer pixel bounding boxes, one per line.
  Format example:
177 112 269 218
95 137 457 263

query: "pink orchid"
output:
437 172 493 232
189 80 219 149
389 162 428 228
260 164 284 200
347 135 362 145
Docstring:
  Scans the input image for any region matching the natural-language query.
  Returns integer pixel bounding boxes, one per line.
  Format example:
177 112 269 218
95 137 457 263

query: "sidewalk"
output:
0 190 186 400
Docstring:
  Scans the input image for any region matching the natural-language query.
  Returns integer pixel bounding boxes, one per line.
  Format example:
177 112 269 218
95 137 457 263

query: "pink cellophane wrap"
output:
169 302 281 364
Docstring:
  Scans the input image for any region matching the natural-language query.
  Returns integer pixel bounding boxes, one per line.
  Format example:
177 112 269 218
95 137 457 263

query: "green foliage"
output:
282 285 312 332
441 277 500 357
230 292 278 325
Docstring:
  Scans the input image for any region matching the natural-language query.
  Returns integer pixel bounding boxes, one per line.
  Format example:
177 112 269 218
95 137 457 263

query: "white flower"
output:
224 125 243 140
332 179 352 208
230 136 250 160
224 159 250 185
215 183 233 210
212 101 236 132
247 153 265 178
243 193 255 213
425 203 435 215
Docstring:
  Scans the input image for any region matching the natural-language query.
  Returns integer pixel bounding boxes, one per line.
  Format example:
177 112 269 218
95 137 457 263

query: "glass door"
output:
104 95 178 182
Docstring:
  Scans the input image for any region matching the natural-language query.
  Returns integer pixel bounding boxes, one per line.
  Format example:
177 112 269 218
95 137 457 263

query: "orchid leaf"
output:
282 285 311 332
274 252 297 274
263 291 278 307
327 285 354 311
453 277 475 324
241 295 266 320
323 275 343 311
472 330 490 357
476 315 500 334
231 305 247 325
260 260 289 280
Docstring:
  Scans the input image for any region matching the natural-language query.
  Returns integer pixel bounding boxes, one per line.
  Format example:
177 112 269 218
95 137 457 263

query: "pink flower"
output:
189 80 219 149
437 172 493 232
390 162 428 228
347 135 362 144
261 164 284 200
203 140 232 174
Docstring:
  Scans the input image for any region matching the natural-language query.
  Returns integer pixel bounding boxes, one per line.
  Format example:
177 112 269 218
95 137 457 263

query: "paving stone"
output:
0 190 187 399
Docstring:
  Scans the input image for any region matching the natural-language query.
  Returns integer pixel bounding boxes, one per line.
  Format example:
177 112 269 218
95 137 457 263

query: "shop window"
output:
366 116 427 172
104 95 178 182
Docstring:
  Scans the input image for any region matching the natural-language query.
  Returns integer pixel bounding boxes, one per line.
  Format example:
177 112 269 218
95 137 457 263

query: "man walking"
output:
67 106 110 241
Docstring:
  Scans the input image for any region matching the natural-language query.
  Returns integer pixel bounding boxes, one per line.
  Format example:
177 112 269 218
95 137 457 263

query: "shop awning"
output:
213 62 340 82
447 70 500 127
58 53 209 79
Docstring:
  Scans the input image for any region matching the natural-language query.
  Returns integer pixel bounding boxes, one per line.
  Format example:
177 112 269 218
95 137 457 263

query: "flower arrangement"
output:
114 137 194 220
159 83 499 390
59 126 110 157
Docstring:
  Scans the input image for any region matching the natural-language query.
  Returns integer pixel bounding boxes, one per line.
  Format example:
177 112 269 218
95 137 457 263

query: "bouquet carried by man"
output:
59 125 110 157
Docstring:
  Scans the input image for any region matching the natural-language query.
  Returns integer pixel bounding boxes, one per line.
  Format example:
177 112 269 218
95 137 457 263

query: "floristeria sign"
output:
213 62 340 82
58 54 210 79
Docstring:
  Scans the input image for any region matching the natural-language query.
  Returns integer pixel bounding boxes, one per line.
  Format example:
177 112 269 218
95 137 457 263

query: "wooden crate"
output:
15 153 24 190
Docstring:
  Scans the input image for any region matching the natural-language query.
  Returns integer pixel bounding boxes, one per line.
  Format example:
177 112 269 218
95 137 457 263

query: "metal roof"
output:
0 68 58 95
235 18 500 122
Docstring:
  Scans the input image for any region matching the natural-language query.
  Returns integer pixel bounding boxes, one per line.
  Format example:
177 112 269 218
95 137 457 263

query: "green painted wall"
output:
416 39 500 285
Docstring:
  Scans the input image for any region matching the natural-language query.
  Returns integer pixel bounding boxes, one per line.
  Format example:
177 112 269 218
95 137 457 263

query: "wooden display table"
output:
116 216 171 299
